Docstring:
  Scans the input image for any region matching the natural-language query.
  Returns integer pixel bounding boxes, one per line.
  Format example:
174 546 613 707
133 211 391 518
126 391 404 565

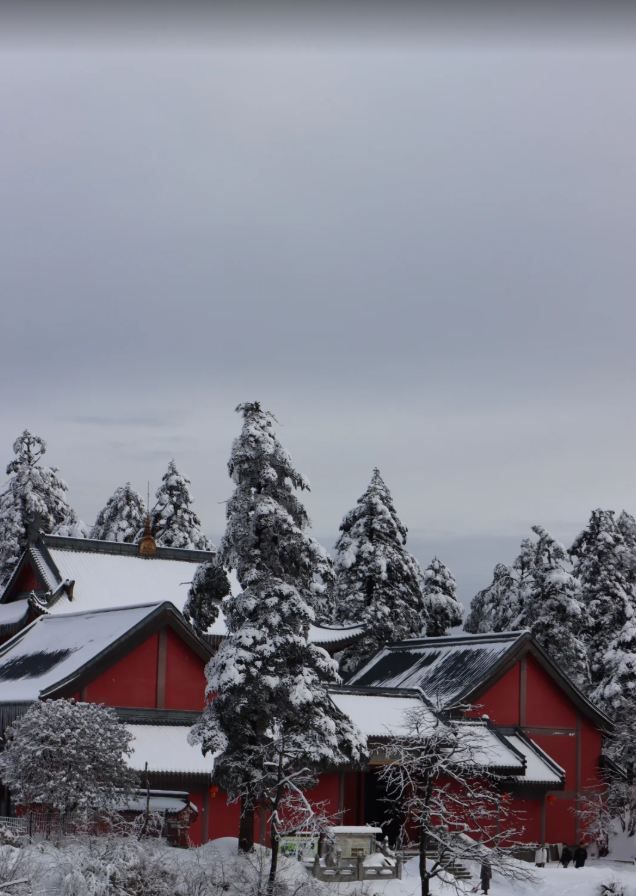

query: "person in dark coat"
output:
480 859 492 894
574 843 588 868
560 845 573 868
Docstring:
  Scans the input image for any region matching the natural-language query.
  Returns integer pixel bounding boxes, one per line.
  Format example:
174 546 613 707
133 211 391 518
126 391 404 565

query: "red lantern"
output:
547 795 557 804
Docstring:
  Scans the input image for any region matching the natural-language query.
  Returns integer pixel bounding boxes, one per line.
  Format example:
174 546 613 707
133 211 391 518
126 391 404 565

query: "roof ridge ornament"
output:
138 514 157 557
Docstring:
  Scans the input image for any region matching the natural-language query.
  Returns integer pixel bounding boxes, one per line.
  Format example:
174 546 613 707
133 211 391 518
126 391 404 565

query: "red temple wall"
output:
165 629 206 710
471 664 520 725
83 634 159 707
524 656 577 729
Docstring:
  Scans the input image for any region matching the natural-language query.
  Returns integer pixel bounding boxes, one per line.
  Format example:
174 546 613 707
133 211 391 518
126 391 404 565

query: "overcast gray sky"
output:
1 7 635 604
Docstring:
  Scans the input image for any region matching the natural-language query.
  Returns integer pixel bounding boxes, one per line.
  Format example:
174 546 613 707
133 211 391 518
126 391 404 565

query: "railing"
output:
311 854 403 882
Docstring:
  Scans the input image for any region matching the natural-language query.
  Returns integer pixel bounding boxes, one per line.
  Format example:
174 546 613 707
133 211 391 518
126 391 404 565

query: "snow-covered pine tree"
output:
570 509 634 687
523 525 588 687
464 538 535 634
151 460 211 550
617 510 636 589
183 559 230 634
464 563 514 634
421 557 463 636
592 618 636 767
333 469 426 676
91 482 146 543
190 402 366 854
0 431 80 583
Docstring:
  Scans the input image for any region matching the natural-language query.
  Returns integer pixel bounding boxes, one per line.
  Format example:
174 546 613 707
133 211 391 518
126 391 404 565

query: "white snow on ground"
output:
0 837 636 896
0 835 635 896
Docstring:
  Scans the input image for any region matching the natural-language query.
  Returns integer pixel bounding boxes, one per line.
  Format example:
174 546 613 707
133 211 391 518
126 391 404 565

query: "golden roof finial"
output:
138 513 156 557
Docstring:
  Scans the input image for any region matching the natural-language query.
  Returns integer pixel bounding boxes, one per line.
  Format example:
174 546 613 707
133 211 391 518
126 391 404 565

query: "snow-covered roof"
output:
329 690 435 738
38 545 201 616
0 603 162 702
118 790 197 815
0 599 29 633
505 733 565 784
327 826 382 835
126 724 215 776
207 608 363 648
453 722 525 771
347 632 528 706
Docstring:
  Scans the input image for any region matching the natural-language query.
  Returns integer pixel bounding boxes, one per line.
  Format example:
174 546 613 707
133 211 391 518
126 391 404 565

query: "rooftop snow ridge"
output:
388 630 531 648
41 534 213 564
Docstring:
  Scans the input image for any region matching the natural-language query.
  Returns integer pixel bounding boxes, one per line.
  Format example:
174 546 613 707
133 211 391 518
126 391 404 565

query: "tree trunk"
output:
419 825 429 896
268 826 280 895
239 797 255 853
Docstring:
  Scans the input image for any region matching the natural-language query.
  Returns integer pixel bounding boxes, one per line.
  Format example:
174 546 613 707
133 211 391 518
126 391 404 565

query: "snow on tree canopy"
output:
151 460 211 551
0 699 138 817
220 401 334 620
464 537 535 635
421 557 463 637
522 525 588 687
570 508 635 688
91 482 146 543
190 402 366 842
0 430 80 584
183 558 230 634
334 468 426 676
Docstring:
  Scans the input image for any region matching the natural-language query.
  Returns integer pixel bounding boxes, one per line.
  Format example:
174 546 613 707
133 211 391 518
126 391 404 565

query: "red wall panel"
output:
545 795 577 845
531 733 577 790
525 656 577 729
83 634 159 707
579 717 603 791
475 664 521 725
306 772 341 819
11 564 40 595
188 790 204 846
506 795 542 844
207 791 242 841
164 628 206 710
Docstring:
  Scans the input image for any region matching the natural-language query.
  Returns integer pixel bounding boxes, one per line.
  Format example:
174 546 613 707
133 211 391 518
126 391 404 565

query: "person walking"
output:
535 844 548 867
560 844 573 868
574 843 588 868
479 858 492 894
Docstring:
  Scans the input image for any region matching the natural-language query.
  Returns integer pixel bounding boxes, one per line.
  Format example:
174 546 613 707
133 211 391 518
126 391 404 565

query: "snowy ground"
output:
0 835 635 896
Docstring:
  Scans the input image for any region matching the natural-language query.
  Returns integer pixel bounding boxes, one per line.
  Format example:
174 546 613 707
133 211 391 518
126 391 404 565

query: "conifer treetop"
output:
91 482 146 543
151 460 211 551
0 430 79 583
421 557 463 637
335 468 425 673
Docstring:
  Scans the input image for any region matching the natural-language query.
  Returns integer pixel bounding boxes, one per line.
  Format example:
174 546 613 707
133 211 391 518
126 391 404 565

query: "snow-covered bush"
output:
599 879 626 896
0 700 138 820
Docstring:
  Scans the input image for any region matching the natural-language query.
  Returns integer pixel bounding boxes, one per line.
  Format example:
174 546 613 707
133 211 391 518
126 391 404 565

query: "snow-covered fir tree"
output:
0 699 137 819
91 482 146 543
183 558 230 634
523 525 588 686
464 563 515 634
190 402 366 853
570 509 634 687
592 618 636 767
334 469 426 676
464 537 535 634
421 557 463 636
0 430 79 583
151 460 211 550
617 510 636 589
